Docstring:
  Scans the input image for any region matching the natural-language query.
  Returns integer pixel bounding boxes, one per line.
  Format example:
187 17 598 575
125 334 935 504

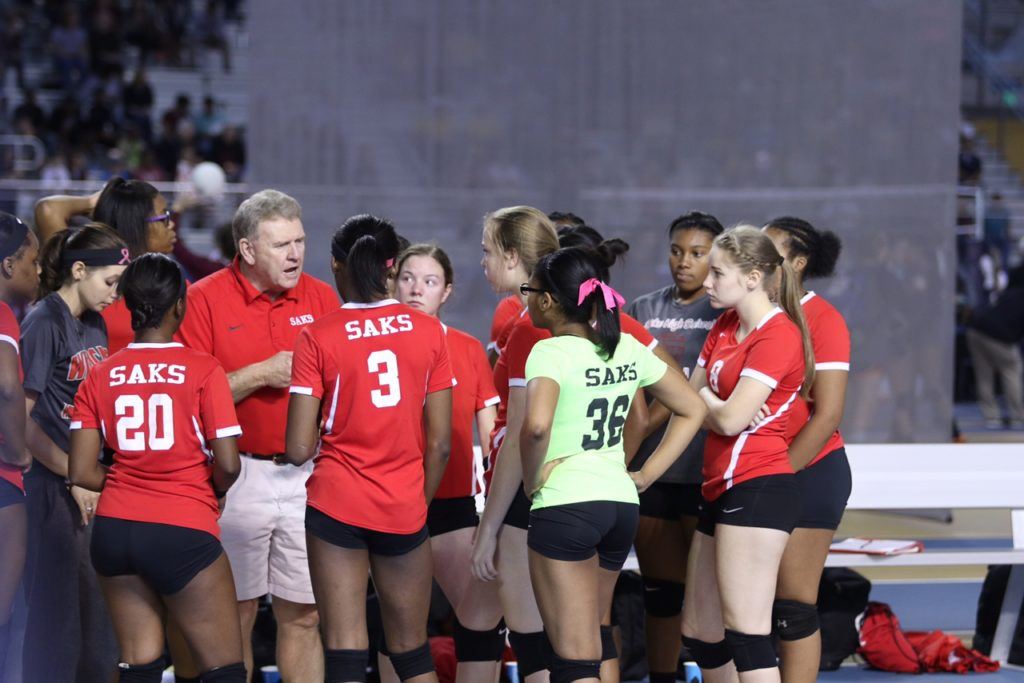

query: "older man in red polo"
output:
178 189 338 682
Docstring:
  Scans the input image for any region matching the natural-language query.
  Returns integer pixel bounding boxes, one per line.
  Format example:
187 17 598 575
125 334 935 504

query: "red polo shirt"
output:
176 259 339 454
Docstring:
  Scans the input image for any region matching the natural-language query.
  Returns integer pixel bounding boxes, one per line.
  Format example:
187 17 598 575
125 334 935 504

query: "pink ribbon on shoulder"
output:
577 278 625 311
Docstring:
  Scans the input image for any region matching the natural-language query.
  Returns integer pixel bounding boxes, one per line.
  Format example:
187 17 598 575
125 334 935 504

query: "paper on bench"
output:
829 538 924 555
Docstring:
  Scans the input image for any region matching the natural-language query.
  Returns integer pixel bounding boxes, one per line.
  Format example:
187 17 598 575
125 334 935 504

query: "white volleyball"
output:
191 161 227 197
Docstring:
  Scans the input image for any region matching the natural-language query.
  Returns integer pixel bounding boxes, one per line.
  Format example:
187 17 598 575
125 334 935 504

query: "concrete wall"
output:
249 0 963 441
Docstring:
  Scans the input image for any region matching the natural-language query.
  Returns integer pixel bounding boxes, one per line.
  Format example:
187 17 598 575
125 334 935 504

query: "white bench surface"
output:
844 443 1024 510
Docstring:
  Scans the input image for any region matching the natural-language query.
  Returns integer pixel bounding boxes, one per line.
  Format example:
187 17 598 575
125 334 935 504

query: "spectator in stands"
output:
12 90 45 133
165 93 193 134
124 0 165 67
154 112 183 179
40 153 72 189
959 135 983 186
0 7 26 91
984 192 1012 273
965 266 1024 430
194 0 232 72
87 0 123 79
85 89 118 150
50 6 89 93
135 149 166 182
122 68 154 140
214 124 246 181
195 95 226 142
116 122 145 172
48 94 83 151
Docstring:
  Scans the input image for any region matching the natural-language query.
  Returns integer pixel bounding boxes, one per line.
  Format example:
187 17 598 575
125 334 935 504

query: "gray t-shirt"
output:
21 293 108 454
626 286 721 484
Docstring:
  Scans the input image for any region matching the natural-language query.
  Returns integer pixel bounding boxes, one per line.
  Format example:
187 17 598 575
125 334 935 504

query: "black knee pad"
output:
600 625 617 662
325 649 368 683
642 577 685 618
454 618 506 662
724 629 777 672
680 635 732 670
117 658 166 683
199 662 247 682
648 673 678 683
508 630 550 677
390 642 435 681
772 599 820 641
175 677 201 683
549 654 600 683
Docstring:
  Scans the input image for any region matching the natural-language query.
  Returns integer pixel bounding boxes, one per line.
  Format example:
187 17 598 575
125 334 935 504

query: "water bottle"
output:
505 660 520 683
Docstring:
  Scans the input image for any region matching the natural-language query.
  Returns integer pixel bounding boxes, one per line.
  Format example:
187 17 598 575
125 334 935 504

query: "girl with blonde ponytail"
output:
681 225 811 683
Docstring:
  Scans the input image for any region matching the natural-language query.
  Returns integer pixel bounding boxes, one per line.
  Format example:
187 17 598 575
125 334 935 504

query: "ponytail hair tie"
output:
577 278 625 311
385 258 395 269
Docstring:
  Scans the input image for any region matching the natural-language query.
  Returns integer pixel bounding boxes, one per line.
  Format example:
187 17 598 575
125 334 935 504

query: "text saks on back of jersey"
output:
344 313 414 340
109 363 187 386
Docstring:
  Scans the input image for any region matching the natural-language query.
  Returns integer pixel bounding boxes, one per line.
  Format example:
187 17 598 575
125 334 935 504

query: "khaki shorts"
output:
220 456 315 603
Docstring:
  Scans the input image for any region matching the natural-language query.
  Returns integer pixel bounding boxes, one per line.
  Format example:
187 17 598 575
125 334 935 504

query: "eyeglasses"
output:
519 283 548 296
146 211 172 224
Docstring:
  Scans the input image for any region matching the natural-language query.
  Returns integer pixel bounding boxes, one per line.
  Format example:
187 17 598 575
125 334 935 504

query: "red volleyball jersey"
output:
71 343 242 537
786 292 850 467
697 308 804 501
101 298 133 356
289 300 454 534
0 302 24 492
488 296 524 354
486 310 657 483
435 326 499 499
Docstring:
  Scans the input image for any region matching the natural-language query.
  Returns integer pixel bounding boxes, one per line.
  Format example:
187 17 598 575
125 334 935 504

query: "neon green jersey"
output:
525 333 667 509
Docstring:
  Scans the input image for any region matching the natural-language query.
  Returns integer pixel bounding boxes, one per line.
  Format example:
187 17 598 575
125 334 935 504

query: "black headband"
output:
0 217 28 260
61 248 132 267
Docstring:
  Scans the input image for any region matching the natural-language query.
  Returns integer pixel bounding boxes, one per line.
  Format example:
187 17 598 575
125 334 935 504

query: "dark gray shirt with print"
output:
21 293 108 454
626 286 720 484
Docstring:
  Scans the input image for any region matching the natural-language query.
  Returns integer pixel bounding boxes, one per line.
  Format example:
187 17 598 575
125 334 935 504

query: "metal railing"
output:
0 135 46 174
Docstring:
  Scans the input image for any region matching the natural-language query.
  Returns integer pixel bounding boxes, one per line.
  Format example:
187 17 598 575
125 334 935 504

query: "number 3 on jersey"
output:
581 395 629 451
115 394 174 451
368 350 401 408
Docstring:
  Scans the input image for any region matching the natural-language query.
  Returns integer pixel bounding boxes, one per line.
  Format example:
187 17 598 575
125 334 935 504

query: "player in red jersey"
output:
0 212 39 676
472 206 559 682
68 254 246 682
763 218 850 683
682 226 815 683
285 215 453 683
487 295 524 365
387 244 505 683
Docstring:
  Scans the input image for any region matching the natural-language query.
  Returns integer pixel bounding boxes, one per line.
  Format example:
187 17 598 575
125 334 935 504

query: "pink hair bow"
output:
385 258 395 268
577 278 625 311
118 248 131 265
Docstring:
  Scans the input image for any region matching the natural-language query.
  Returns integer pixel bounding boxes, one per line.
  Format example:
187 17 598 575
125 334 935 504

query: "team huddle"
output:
0 181 850 683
